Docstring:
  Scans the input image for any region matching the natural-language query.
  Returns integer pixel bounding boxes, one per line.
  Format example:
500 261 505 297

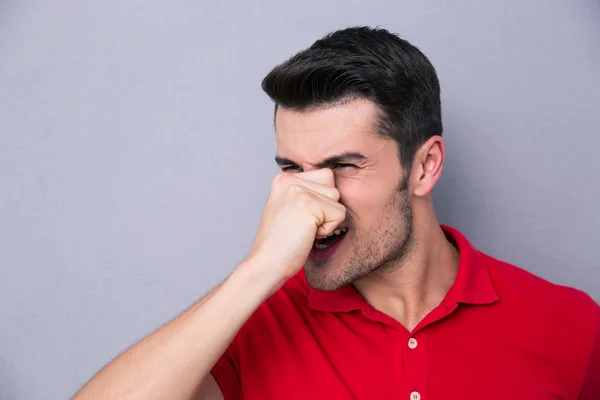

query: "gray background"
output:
1 1 599 399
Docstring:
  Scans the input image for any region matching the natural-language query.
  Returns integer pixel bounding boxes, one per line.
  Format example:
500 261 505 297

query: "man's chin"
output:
304 261 349 291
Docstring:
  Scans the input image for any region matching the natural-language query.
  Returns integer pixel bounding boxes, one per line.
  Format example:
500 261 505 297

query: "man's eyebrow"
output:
275 156 296 166
316 152 367 169
274 152 368 168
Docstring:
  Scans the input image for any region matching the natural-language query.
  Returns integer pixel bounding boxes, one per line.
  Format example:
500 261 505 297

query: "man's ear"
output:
410 136 445 197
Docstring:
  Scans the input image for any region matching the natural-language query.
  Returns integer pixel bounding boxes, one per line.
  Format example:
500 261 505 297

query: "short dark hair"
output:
261 26 442 171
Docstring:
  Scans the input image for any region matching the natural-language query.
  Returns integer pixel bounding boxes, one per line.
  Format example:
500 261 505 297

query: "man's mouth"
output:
313 228 348 249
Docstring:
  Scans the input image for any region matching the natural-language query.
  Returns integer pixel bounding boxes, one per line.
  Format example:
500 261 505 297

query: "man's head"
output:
262 26 445 290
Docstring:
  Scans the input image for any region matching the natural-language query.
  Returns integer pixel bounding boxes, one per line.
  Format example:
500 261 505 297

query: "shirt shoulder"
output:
481 251 597 312
482 254 598 355
480 253 600 397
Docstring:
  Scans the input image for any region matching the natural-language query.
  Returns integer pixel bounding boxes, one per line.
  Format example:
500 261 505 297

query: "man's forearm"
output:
72 259 281 400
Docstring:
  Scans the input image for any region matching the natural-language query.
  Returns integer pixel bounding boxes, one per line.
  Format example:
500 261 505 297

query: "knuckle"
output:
321 168 334 178
295 190 315 205
272 173 297 195
287 184 305 197
322 168 335 181
272 172 290 187
314 168 333 183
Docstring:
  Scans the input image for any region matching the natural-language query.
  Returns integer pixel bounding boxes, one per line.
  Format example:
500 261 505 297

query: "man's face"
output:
275 98 414 291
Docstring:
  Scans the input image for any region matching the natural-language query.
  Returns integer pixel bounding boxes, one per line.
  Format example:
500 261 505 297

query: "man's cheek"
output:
334 177 366 200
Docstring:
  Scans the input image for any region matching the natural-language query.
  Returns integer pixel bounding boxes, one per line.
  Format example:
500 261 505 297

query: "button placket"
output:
404 332 426 400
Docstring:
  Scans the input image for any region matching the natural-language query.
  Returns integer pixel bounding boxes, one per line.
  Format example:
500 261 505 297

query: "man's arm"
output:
72 169 345 400
72 260 280 400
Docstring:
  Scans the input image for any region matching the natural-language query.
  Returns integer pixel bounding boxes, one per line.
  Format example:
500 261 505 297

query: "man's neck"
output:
353 222 459 332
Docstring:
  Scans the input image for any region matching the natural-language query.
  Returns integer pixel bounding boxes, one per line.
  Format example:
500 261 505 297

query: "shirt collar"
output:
307 224 499 312
441 224 499 305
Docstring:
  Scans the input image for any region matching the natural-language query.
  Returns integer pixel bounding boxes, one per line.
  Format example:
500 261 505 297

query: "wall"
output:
0 1 598 399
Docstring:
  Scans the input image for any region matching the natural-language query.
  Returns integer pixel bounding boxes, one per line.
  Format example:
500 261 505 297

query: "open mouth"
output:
313 228 348 249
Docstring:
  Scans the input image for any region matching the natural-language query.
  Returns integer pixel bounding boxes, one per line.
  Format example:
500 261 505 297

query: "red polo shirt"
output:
211 225 600 399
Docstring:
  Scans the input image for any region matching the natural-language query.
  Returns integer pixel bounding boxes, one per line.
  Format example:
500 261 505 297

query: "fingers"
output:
293 178 340 202
271 169 345 239
295 168 335 187
302 190 346 238
272 170 339 202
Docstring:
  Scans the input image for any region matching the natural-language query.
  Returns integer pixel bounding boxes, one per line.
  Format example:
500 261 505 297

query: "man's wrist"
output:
233 256 288 300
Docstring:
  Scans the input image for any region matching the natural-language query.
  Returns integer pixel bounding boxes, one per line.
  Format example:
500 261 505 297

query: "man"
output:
73 27 599 400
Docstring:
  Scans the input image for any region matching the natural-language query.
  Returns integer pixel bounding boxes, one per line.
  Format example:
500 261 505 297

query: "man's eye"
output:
281 165 301 172
334 163 357 170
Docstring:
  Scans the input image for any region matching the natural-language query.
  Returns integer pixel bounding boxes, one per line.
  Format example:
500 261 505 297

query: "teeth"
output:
314 228 348 250
321 228 348 239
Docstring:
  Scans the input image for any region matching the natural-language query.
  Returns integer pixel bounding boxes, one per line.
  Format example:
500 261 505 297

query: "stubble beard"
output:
305 180 414 291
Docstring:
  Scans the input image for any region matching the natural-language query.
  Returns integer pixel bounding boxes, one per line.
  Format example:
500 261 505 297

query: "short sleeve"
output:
211 328 245 400
578 301 600 400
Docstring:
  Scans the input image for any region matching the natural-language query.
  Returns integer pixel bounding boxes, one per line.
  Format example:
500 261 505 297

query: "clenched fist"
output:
245 168 346 282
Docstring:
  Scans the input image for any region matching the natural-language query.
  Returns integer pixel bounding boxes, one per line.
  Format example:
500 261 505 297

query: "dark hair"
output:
261 26 442 171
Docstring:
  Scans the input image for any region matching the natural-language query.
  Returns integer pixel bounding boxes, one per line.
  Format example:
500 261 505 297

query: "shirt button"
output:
408 338 418 349
410 391 421 400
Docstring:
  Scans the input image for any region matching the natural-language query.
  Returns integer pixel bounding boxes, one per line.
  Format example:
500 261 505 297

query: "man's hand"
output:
245 168 346 282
